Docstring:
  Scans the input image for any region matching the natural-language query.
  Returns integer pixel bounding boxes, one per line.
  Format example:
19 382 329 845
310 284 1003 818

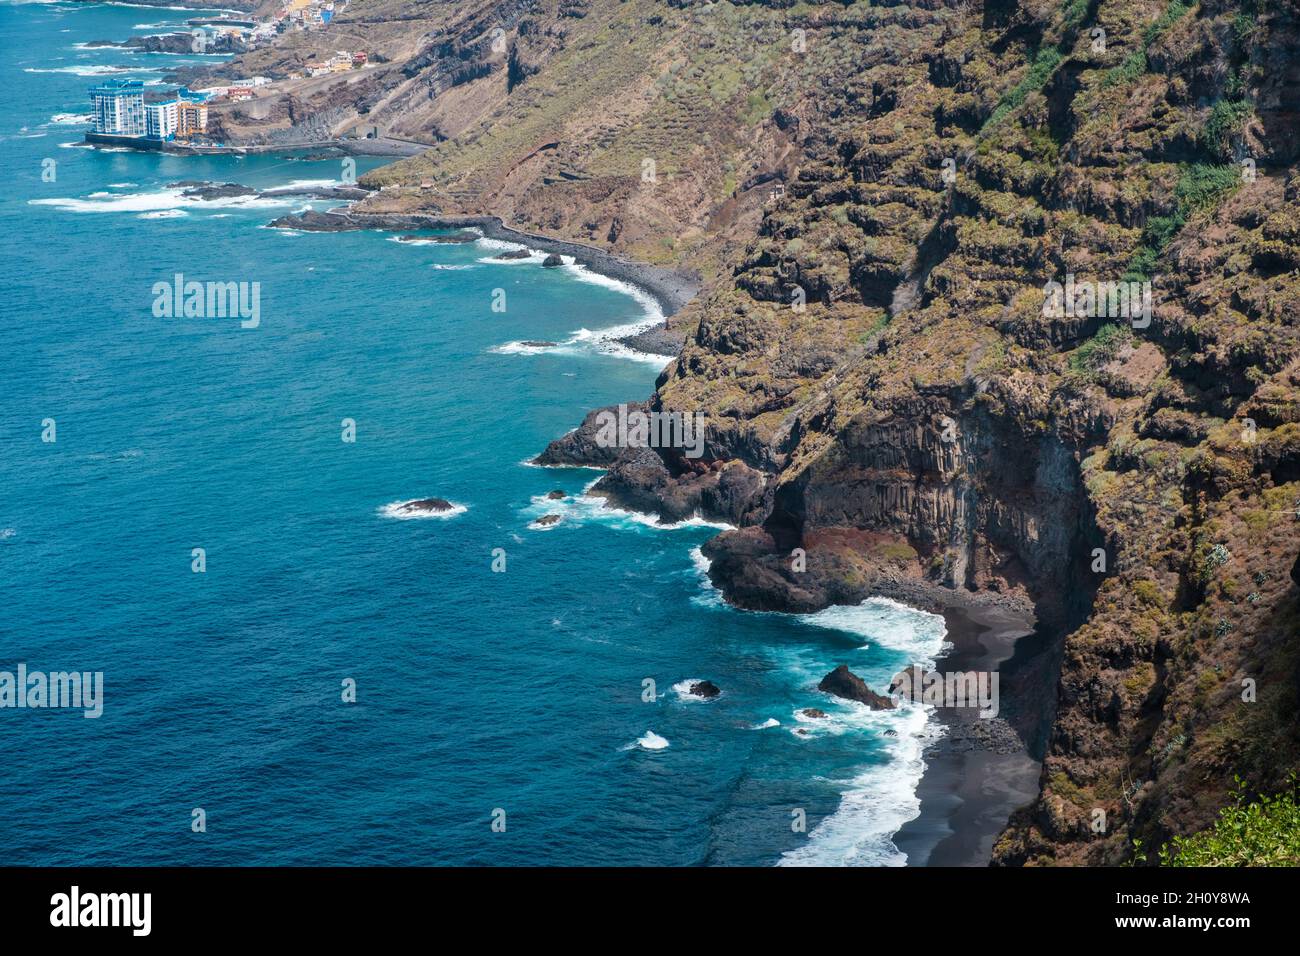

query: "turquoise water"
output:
0 1 946 866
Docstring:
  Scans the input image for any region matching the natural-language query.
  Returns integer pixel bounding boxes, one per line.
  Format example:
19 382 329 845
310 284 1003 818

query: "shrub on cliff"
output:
1160 777 1300 866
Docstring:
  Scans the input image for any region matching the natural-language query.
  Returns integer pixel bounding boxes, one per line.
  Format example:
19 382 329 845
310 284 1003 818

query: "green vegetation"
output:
1161 778 1300 866
1143 0 1195 45
1102 50 1147 88
1102 0 1196 87
1063 0 1090 28
1200 99 1252 160
1125 163 1240 279
982 47 1063 131
1069 322 1132 378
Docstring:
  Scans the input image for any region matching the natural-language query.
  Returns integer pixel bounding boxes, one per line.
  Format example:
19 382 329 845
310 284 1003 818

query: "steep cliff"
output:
217 0 1300 863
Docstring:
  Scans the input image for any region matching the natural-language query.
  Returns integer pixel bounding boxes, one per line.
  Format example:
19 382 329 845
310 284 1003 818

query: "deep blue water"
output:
0 1 946 866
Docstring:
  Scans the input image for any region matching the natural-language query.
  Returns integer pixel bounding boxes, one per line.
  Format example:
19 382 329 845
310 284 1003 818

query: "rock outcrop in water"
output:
268 210 366 232
818 665 894 711
396 498 454 515
687 680 720 699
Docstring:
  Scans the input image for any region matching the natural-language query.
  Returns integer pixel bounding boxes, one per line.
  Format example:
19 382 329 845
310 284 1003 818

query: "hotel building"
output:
89 79 145 137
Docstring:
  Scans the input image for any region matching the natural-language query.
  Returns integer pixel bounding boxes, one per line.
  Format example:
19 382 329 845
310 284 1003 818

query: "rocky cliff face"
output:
226 0 1300 862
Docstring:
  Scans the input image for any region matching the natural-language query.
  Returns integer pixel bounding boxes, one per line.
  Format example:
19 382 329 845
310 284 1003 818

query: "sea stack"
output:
819 665 894 710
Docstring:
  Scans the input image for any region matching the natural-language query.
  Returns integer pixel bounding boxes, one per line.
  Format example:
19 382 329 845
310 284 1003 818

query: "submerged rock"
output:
535 514 562 526
396 497 453 515
520 341 558 349
545 489 567 500
800 708 828 719
542 254 564 267
495 248 532 260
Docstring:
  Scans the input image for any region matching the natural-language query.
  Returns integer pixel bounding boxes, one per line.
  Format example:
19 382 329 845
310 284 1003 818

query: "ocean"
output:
0 0 947 866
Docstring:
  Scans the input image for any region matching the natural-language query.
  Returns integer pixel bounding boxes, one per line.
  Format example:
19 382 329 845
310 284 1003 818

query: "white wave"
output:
473 236 528 253
49 113 93 126
490 340 562 356
771 600 947 866
0 529 14 541
636 731 669 751
520 483 732 534
276 178 339 190
799 597 949 661
25 64 151 76
107 182 138 188
431 263 477 270
563 262 664 320
688 547 725 609
683 554 950 865
29 186 303 216
518 455 606 472
138 209 186 219
751 718 780 729
57 141 92 149
378 499 467 521
492 322 670 366
779 704 937 867
100 2 245 10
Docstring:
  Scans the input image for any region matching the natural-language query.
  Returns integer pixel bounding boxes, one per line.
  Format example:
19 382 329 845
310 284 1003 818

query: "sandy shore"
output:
888 592 1050 867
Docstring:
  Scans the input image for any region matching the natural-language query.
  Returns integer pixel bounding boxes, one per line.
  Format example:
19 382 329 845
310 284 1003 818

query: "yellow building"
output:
176 100 208 136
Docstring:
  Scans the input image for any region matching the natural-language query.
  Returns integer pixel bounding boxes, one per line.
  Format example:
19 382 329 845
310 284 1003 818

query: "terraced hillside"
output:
211 0 1300 864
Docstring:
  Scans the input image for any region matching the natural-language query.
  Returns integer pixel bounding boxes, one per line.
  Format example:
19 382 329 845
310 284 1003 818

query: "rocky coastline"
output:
129 176 696 360
267 207 702 345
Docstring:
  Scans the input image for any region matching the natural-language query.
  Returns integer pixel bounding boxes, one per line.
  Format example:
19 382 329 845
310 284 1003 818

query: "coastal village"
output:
86 0 369 148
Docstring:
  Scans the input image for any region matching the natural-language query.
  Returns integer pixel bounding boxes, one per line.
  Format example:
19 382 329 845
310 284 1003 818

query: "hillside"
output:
209 0 1300 864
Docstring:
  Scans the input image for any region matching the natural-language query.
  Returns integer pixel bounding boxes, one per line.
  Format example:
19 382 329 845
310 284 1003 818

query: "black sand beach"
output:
891 596 1053 867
